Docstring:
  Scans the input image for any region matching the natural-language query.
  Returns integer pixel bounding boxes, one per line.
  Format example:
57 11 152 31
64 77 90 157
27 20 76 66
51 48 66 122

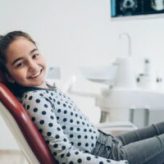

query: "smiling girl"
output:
1 31 164 164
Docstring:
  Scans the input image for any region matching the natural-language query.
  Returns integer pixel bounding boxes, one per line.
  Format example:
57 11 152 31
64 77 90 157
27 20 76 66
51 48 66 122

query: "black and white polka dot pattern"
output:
21 87 128 164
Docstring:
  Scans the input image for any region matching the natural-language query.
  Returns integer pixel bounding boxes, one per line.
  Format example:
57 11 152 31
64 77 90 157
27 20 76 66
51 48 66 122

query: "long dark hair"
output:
0 31 37 97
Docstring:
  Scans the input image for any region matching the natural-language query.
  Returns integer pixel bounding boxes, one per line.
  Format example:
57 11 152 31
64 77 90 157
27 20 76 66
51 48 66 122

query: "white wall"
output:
1 0 164 78
1 0 164 149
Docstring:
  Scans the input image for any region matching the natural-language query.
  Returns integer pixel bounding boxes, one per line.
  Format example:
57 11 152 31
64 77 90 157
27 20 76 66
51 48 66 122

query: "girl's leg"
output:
144 150 164 164
110 122 164 164
118 133 164 164
117 122 164 145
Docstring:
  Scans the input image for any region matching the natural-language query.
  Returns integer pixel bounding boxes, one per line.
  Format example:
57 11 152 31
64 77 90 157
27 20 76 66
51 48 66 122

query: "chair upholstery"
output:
0 71 56 164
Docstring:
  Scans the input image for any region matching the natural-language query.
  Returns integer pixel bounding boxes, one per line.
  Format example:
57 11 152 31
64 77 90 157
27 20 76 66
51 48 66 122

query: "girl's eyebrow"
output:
30 48 38 54
11 48 38 65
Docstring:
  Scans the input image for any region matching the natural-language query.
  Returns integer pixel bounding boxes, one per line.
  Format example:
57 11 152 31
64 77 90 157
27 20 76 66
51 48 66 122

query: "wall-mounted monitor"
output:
111 0 164 18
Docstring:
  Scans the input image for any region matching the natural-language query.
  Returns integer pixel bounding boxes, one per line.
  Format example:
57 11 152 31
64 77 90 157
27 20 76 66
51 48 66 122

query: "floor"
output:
0 150 28 164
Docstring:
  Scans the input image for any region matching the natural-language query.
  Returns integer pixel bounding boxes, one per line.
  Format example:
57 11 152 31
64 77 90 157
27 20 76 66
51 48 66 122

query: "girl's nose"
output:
28 60 39 72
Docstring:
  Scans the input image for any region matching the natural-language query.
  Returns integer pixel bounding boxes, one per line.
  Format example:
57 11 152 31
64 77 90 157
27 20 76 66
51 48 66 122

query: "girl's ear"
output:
5 73 15 83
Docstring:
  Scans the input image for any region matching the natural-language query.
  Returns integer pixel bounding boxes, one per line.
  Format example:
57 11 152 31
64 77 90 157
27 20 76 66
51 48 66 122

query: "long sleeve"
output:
21 89 129 164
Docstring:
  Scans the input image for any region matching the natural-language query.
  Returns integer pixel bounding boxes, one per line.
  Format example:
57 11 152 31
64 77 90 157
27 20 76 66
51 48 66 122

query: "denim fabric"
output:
92 122 164 164
91 130 122 158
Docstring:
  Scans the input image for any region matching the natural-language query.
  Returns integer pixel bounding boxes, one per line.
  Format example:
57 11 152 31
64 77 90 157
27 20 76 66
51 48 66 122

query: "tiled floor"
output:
0 150 28 164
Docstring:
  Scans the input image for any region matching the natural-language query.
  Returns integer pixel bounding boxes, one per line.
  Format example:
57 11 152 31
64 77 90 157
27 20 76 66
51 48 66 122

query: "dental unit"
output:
46 33 164 131
66 33 164 128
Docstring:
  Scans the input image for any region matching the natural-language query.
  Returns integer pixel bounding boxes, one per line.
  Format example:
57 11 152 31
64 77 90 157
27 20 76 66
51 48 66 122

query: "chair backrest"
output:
0 71 56 164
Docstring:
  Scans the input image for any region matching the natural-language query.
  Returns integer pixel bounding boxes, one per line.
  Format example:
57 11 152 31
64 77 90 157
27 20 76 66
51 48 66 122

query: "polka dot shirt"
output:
20 87 129 164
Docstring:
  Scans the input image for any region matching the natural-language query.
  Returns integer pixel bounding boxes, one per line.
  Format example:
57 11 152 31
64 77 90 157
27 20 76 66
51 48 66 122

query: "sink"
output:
79 64 118 85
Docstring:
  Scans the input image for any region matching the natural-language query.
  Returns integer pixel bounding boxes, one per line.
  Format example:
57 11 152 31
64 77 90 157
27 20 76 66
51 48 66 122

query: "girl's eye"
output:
32 53 39 59
15 62 24 68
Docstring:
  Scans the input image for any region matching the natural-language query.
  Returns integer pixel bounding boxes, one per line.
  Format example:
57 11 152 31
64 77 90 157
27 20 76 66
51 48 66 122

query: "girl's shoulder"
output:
20 86 62 101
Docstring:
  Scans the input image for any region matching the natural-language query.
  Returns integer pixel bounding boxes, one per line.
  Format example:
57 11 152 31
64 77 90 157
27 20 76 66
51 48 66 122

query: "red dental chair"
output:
0 71 57 164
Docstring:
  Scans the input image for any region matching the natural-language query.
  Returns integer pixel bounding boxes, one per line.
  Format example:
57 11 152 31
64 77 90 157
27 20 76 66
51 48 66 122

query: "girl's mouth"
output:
29 68 43 79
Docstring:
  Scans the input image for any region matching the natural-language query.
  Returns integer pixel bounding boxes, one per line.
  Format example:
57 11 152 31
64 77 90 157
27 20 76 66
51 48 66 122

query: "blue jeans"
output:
92 122 164 164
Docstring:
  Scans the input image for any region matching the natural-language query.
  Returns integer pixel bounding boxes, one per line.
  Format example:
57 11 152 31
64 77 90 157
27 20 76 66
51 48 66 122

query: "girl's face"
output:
5 37 47 88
